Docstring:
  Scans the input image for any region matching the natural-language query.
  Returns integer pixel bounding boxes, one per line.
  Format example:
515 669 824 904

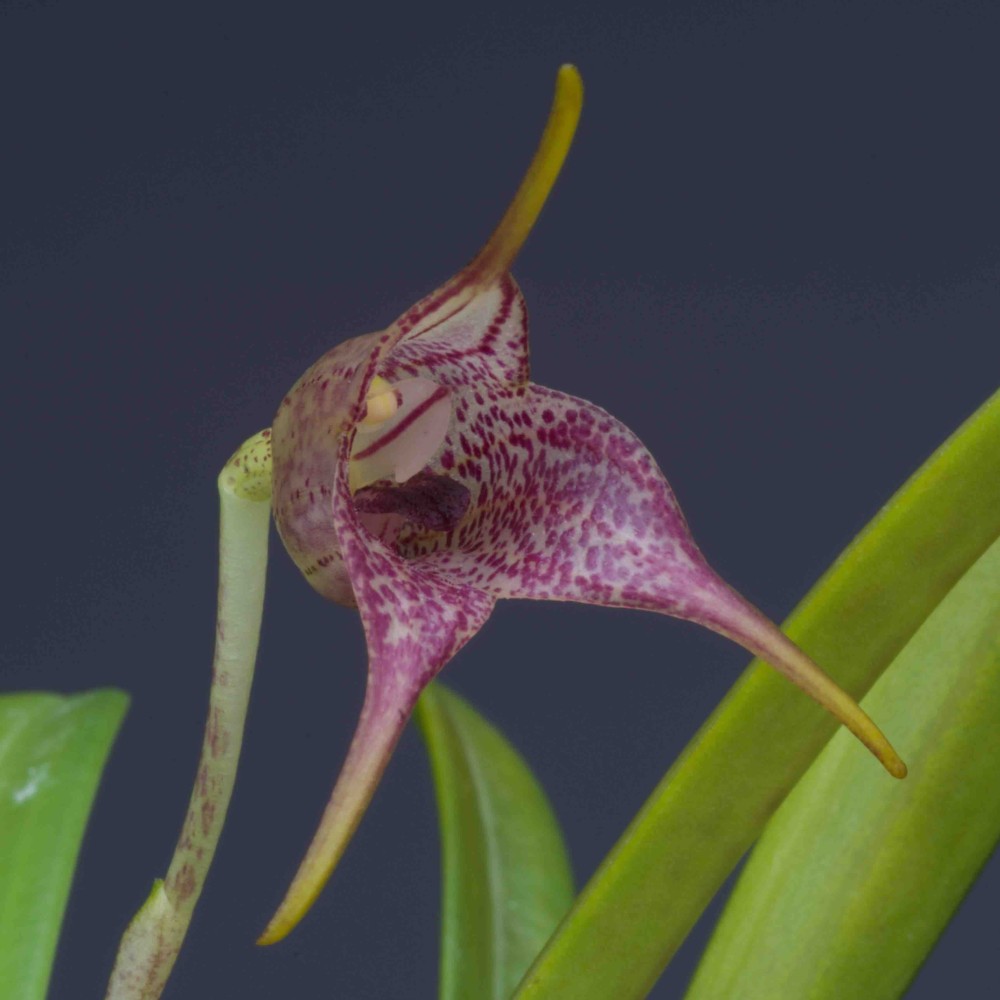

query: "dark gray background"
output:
3 1 999 997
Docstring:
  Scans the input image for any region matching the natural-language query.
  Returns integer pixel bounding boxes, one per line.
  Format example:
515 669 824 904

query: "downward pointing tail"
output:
257 674 422 945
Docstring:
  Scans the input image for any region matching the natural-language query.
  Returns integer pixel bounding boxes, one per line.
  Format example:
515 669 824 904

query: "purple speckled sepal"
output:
261 66 902 944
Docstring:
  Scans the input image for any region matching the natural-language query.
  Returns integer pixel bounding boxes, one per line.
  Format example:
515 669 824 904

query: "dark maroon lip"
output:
354 470 471 535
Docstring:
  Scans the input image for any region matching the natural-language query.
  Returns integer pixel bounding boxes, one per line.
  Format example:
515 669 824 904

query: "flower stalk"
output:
105 431 272 999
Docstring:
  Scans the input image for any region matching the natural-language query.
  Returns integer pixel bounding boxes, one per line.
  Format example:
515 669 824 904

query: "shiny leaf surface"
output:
416 683 574 1000
0 689 128 1000
687 533 1000 999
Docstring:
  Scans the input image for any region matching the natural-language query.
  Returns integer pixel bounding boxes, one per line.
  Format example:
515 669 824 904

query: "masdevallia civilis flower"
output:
107 65 904 999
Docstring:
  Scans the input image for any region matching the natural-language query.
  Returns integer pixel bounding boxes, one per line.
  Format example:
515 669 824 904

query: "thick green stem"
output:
105 430 272 1000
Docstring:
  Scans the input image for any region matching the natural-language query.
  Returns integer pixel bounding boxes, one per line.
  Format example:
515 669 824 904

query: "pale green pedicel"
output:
105 430 272 1000
688 533 1000 999
416 684 574 1000
514 389 1000 999
0 689 128 1000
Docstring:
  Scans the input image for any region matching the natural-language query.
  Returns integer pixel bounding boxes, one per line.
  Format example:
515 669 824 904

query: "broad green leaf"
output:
514 388 1000 1000
415 683 575 1000
0 688 129 1000
687 533 1000 999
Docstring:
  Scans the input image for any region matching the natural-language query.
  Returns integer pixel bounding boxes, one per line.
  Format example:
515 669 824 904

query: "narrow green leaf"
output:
688 533 1000 999
514 390 1000 1000
415 683 575 1000
0 688 129 1000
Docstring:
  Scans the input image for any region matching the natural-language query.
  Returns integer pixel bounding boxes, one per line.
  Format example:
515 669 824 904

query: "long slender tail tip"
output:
882 748 908 779
852 713 907 778
845 707 907 779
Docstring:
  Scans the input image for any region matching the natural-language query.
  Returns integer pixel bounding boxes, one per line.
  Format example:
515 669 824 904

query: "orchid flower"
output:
107 65 904 999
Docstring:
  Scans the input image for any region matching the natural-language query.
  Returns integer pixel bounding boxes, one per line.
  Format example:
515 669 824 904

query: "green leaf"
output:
514 389 1000 1000
415 683 575 1000
687 532 1000 999
0 688 129 1000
